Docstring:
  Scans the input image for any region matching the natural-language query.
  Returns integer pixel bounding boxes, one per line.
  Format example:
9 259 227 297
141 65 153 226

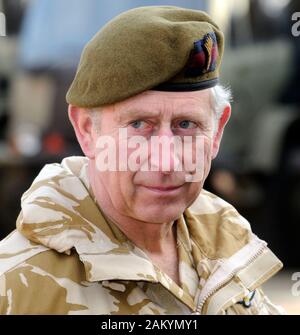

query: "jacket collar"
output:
16 156 283 309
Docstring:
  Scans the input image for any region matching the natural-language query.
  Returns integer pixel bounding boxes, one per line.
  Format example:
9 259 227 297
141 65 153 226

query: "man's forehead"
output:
113 89 212 118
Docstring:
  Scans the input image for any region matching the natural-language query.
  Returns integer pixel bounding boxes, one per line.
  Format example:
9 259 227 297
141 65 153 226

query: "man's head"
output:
69 87 231 224
67 6 231 224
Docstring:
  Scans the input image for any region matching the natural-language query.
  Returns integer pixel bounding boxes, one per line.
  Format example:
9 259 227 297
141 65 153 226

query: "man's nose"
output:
149 127 182 173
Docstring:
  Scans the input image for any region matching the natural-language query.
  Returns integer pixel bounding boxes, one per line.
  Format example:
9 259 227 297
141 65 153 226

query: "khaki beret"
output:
66 6 224 108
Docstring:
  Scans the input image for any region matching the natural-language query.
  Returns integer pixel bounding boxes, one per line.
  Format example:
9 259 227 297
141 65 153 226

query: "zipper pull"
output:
237 290 256 308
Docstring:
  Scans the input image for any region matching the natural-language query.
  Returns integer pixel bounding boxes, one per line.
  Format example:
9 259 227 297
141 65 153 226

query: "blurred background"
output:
0 0 299 314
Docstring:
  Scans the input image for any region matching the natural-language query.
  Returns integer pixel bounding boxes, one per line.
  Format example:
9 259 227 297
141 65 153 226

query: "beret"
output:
66 6 224 108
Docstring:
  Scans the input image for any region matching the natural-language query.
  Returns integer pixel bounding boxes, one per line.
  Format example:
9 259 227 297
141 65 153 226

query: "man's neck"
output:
96 190 176 254
100 201 180 285
88 163 181 285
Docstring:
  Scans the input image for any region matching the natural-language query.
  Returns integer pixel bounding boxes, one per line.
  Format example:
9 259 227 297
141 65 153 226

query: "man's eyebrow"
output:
117 108 161 122
117 107 206 123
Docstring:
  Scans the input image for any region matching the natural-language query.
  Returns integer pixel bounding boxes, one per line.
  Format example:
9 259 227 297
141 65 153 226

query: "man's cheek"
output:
198 137 213 181
186 136 212 182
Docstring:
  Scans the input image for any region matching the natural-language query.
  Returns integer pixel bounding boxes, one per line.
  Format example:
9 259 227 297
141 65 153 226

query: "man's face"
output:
89 89 217 224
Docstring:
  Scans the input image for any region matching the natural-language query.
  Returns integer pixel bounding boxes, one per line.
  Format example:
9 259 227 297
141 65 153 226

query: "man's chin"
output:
136 207 185 224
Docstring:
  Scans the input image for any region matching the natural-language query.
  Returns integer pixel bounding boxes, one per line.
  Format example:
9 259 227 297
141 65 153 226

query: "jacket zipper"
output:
192 237 268 315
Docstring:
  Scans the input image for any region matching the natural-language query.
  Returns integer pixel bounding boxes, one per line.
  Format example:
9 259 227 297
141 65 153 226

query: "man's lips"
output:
139 184 184 193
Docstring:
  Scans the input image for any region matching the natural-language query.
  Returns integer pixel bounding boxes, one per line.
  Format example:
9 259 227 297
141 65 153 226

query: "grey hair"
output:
210 84 232 134
89 108 102 134
211 84 232 121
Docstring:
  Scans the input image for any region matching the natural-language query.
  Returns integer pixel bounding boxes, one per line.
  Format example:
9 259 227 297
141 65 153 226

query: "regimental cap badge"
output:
185 32 219 78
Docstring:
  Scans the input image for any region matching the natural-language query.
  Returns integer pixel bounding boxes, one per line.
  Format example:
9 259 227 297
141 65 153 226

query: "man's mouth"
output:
139 184 184 194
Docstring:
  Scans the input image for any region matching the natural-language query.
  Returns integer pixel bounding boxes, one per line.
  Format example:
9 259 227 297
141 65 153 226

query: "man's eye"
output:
130 120 145 129
178 120 197 129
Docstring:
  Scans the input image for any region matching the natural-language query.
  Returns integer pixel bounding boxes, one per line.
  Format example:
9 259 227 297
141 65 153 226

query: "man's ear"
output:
212 104 231 159
68 105 95 158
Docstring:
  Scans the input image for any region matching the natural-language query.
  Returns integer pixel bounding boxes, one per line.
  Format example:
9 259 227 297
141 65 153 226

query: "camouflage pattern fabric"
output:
0 156 285 314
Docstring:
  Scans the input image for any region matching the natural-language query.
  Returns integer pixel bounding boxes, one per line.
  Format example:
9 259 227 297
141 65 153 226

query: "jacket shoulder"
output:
0 235 88 314
0 230 49 277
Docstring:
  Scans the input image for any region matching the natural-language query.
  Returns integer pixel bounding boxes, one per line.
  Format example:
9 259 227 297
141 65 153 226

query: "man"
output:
0 6 285 315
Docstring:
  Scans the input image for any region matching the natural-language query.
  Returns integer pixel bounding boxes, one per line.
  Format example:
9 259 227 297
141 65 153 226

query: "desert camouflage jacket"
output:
0 156 285 315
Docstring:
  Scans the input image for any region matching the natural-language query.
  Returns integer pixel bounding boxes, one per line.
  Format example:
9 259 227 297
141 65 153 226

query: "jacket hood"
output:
17 157 134 256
